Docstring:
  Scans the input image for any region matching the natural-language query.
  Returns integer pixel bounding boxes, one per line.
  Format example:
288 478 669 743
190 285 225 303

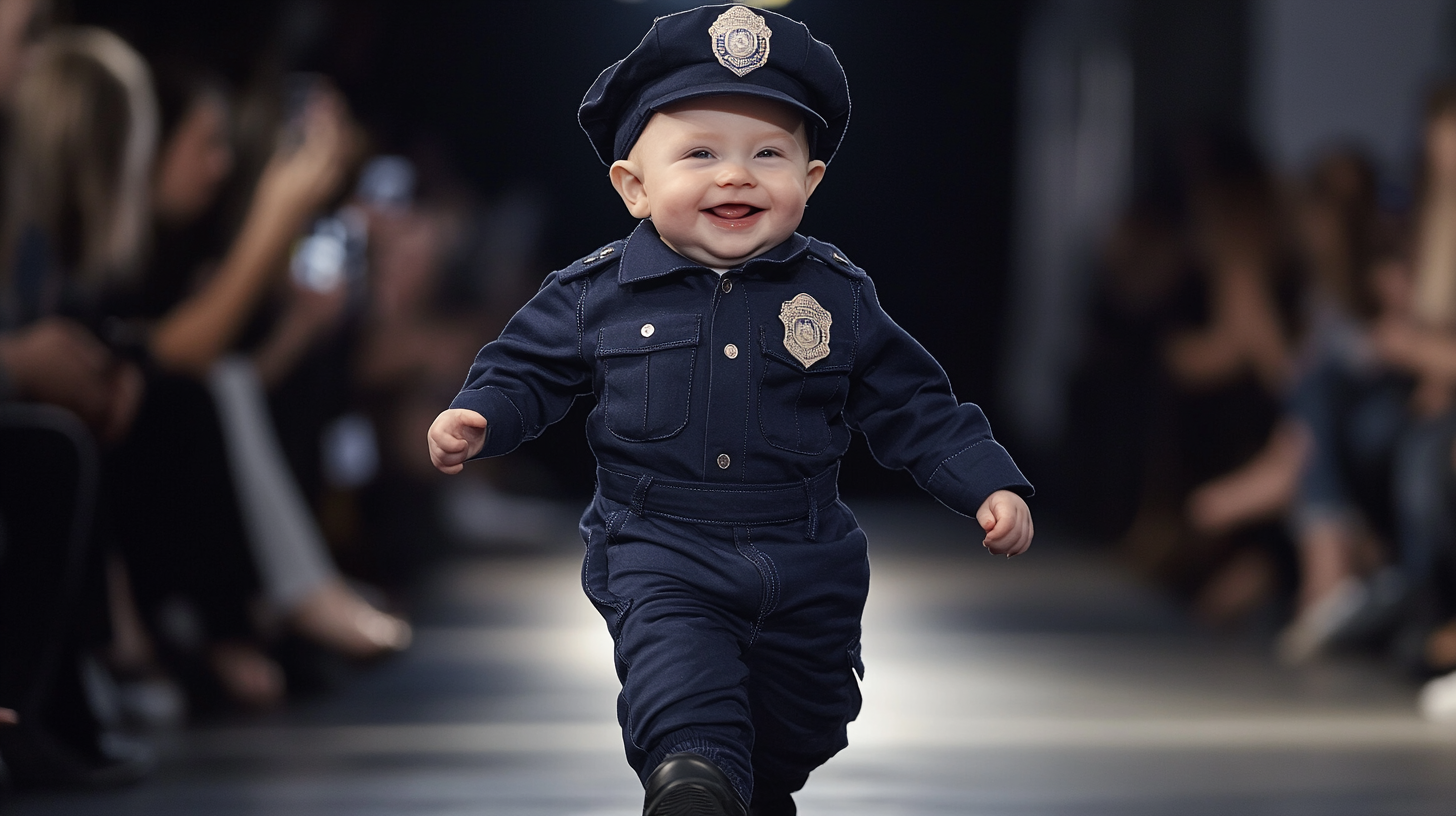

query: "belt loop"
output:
630 474 654 516
803 476 818 541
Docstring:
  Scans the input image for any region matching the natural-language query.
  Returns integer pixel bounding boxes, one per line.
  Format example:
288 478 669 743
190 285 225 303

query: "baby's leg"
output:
580 497 762 805
741 505 870 808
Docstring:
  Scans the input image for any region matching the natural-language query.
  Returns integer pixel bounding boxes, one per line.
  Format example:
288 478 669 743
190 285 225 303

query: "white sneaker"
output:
1420 670 1456 722
1276 578 1367 665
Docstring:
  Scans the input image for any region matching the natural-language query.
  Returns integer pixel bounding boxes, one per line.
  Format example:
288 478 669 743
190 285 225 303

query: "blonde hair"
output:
7 27 157 287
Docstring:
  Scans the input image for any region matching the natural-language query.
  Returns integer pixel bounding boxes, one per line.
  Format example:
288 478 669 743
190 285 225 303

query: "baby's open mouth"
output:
705 204 763 220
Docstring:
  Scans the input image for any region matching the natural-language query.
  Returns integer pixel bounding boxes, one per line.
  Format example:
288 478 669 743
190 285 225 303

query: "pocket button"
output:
640 323 655 338
717 453 731 469
724 343 738 359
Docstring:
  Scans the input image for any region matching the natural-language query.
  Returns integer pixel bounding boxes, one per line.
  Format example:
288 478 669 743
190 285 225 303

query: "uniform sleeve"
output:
843 275 1032 517
448 272 592 458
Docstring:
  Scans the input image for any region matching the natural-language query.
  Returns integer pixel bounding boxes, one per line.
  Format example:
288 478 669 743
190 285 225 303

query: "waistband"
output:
595 463 839 538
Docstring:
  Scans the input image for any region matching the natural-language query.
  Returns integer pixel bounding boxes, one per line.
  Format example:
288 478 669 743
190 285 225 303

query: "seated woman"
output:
101 59 410 709
0 24 156 788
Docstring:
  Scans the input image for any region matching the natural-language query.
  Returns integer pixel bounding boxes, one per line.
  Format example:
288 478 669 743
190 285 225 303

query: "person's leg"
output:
106 373 280 710
0 405 98 730
740 503 868 813
1393 411 1456 588
208 356 408 657
1392 410 1456 673
579 497 758 808
0 404 146 786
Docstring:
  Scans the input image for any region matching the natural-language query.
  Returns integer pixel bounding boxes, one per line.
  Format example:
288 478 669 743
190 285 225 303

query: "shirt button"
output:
724 343 738 359
721 278 733 293
640 323 654 338
717 453 731 469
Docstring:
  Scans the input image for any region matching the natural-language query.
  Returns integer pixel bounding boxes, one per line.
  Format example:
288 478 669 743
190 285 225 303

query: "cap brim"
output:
642 82 829 131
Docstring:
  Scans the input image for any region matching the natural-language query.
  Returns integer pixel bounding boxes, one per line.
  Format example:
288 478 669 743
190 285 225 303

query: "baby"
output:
429 6 1032 815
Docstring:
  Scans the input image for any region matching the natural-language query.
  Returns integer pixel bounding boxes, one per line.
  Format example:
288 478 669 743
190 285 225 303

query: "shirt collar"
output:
616 220 811 285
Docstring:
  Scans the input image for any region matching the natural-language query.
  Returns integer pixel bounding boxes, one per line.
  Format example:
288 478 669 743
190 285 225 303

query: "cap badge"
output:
779 293 831 368
709 6 772 77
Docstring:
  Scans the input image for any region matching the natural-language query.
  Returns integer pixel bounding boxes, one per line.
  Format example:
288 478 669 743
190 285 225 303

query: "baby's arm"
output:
976 489 1033 557
428 408 487 474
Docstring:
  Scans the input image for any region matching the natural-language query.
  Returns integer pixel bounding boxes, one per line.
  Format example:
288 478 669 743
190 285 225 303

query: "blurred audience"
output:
1067 75 1456 723
1101 133 1304 630
0 22 156 790
0 9 434 792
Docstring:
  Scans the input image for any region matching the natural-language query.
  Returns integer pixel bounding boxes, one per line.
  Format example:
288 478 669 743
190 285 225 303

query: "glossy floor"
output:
11 503 1456 815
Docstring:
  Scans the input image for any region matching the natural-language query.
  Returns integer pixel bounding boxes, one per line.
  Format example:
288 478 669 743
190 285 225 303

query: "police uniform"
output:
449 5 1031 813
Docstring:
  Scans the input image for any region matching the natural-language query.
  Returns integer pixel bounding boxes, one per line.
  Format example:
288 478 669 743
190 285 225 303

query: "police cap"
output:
578 4 851 166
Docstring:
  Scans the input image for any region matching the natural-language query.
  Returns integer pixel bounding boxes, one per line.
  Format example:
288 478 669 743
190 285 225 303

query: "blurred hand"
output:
976 489 1033 557
0 707 16 726
0 318 116 425
255 85 360 227
428 408 487 474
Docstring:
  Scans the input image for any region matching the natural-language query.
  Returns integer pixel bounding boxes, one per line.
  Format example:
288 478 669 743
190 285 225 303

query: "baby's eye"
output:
756 148 782 158
689 149 714 159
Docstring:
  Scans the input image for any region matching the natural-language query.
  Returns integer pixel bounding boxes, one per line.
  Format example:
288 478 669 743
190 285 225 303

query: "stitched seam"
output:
582 520 618 610
597 337 700 355
926 439 995 486
646 509 807 526
576 278 588 364
488 387 529 439
742 281 752 482
642 355 650 437
793 376 806 449
599 351 697 443
756 333 837 456
616 228 637 285
735 529 780 648
601 481 815 497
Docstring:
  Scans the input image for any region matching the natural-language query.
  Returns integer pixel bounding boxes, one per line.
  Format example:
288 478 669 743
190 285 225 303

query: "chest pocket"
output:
597 314 700 442
757 329 850 455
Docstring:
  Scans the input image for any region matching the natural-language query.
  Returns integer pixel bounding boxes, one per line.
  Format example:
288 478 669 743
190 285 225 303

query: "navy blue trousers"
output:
579 491 868 806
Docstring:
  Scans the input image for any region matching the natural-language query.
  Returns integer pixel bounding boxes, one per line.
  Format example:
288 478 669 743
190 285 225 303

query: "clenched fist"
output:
428 408 487 474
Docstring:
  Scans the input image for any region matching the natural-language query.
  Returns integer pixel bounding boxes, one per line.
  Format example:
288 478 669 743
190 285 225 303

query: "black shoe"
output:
643 752 746 816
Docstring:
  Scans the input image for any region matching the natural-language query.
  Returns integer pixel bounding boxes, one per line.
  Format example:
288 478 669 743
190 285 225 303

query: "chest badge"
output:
779 293 831 368
709 6 772 77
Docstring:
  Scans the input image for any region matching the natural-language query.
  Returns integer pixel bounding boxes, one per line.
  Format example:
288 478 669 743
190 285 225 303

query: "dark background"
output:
69 0 1030 500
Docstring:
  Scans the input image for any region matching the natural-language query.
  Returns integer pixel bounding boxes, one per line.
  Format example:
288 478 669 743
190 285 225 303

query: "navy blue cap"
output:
579 4 851 165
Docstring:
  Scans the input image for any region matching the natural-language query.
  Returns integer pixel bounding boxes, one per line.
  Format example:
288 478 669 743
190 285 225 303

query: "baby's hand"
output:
976 490 1033 557
428 408 488 474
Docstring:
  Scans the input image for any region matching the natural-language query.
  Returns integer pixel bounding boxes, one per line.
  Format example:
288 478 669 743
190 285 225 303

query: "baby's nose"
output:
715 162 755 185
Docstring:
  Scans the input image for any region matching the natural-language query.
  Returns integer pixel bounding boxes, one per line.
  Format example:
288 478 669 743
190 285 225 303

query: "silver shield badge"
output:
708 6 772 77
779 293 831 368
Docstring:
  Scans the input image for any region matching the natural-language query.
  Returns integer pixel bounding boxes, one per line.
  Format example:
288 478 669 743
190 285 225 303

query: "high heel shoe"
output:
288 579 411 660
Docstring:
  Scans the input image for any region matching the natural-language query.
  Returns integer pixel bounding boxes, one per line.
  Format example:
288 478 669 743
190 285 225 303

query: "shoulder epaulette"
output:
805 237 867 279
557 240 626 283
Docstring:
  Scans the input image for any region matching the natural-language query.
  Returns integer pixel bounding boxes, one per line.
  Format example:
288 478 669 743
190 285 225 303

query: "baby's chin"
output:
674 241 772 269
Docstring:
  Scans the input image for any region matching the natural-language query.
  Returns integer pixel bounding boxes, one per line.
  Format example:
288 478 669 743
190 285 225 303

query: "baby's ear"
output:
804 159 827 200
609 160 652 219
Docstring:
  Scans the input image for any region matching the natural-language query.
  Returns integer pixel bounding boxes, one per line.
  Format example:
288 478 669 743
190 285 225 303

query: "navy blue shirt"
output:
450 221 1031 517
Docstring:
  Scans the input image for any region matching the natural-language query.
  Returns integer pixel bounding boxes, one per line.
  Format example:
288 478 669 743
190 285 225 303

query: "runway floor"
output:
11 501 1456 815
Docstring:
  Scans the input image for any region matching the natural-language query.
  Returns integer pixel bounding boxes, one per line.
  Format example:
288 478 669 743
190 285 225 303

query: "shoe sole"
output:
646 781 735 816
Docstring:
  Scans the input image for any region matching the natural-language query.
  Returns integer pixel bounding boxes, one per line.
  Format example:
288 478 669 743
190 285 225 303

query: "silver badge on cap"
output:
709 6 772 77
779 293 831 368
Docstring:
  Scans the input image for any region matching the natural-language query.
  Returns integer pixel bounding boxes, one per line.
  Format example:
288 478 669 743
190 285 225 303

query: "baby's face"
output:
611 95 826 268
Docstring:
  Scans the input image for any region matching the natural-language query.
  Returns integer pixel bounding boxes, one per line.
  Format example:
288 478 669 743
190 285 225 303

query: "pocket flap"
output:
598 314 701 357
